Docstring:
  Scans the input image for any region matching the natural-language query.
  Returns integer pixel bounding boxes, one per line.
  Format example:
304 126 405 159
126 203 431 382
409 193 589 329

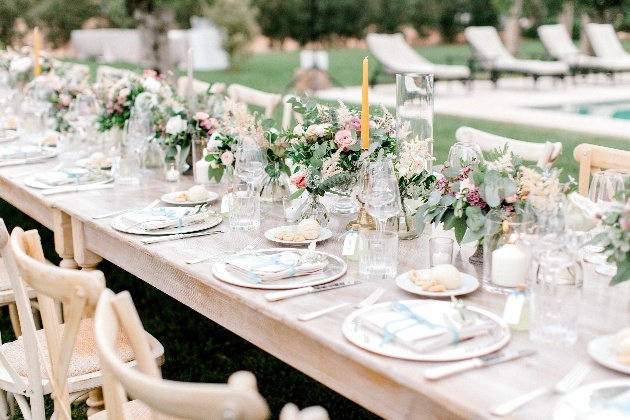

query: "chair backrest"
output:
226 84 282 119
176 76 211 99
281 94 304 130
455 126 562 169
537 24 580 59
463 26 514 62
95 289 271 420
10 227 106 419
365 33 431 73
584 23 629 58
573 143 630 196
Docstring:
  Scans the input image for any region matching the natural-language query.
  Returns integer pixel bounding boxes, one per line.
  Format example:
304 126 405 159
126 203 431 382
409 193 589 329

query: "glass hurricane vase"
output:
330 173 360 215
295 194 330 228
259 162 291 203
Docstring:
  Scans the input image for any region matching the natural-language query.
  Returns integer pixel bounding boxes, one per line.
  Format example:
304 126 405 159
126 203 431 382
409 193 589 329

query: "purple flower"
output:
345 117 361 132
465 186 487 208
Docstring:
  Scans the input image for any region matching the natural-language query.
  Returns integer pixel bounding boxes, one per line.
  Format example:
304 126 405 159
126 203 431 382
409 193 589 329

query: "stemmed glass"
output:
235 135 267 192
67 91 101 152
447 141 483 171
123 108 154 171
362 158 401 231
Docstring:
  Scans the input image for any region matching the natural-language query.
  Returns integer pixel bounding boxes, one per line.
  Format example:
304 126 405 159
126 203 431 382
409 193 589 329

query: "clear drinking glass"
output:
359 230 398 280
395 73 434 173
429 237 454 267
235 136 267 193
229 181 260 231
589 169 630 206
529 244 581 346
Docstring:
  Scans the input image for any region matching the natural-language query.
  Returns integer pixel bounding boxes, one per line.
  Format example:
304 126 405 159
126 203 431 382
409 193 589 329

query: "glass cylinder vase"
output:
395 73 434 173
295 194 330 228
387 199 418 240
482 211 530 295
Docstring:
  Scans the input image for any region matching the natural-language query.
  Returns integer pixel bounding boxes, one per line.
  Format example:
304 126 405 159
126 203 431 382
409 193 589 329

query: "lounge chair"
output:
538 24 630 76
584 23 630 61
365 33 471 86
463 26 568 85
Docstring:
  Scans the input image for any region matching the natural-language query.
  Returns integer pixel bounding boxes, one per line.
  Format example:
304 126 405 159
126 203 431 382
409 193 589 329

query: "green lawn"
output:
13 40 628 419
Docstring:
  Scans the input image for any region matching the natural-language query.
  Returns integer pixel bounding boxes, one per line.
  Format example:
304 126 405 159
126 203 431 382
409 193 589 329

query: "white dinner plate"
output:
75 157 113 170
0 129 18 143
111 209 222 236
212 248 347 290
395 269 480 298
554 379 630 420
161 190 219 206
24 171 114 189
342 299 510 362
589 335 630 375
264 225 333 245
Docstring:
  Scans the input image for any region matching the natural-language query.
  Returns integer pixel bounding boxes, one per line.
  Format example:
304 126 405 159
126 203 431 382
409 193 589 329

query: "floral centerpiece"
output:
284 96 396 198
415 146 564 244
0 47 52 87
591 200 630 285
394 137 436 237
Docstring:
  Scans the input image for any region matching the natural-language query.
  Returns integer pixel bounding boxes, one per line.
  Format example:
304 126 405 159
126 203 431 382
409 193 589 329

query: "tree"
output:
29 0 101 48
0 0 31 47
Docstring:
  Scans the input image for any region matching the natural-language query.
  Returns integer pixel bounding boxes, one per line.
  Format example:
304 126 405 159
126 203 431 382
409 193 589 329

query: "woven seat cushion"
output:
89 399 182 420
3 318 135 378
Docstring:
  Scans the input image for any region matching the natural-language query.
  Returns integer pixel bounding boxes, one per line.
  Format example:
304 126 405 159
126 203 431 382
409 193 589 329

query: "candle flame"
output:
508 233 518 244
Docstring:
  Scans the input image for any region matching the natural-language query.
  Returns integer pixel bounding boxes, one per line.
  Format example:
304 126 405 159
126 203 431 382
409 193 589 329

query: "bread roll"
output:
298 219 320 240
430 264 461 290
187 185 209 202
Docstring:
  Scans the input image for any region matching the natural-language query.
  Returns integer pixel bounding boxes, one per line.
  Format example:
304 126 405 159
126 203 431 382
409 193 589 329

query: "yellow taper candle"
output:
33 27 41 76
361 56 369 150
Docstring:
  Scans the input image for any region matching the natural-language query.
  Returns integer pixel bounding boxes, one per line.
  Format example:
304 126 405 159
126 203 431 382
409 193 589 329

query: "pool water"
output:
540 101 630 120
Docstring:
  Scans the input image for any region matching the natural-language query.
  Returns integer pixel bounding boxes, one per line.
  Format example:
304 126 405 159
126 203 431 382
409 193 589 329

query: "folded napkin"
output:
35 168 93 186
361 301 494 353
225 251 328 283
121 207 207 231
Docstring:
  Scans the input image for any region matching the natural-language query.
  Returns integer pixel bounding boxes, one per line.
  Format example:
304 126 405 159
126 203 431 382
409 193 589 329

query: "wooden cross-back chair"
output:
455 126 563 169
92 289 329 420
5 225 164 420
226 84 282 119
574 143 630 196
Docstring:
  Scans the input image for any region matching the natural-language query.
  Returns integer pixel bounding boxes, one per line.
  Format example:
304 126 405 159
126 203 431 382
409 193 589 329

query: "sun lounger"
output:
538 24 630 76
584 23 630 62
366 33 471 86
463 26 568 85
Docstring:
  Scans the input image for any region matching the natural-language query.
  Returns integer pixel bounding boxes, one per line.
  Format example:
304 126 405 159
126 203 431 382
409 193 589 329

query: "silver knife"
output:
141 230 225 244
423 349 536 380
265 280 361 302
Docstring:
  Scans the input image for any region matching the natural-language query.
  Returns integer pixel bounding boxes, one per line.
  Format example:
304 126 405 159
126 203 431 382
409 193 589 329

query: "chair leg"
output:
85 388 105 417
8 303 21 338
0 390 10 420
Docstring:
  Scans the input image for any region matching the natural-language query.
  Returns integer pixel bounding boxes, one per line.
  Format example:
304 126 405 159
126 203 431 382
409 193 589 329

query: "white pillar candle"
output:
432 252 451 266
491 243 527 287
194 159 211 184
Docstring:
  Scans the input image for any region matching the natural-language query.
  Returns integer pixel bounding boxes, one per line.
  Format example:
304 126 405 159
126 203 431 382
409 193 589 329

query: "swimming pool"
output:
540 101 630 120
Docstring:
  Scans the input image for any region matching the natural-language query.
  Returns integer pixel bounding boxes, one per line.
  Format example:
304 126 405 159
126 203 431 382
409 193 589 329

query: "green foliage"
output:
0 0 28 47
29 0 102 47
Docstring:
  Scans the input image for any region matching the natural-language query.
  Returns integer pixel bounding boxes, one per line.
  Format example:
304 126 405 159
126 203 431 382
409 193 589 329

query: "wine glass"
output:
235 143 267 192
67 91 101 132
363 158 401 231
123 108 154 171
517 193 566 253
589 169 630 207
447 141 483 171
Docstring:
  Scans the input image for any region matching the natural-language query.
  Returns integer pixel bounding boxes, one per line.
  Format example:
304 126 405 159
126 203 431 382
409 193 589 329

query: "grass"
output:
10 39 629 418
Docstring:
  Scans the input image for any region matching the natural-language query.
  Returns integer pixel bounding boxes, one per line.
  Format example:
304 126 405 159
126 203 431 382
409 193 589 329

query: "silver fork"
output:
490 362 591 416
185 237 262 264
297 287 386 321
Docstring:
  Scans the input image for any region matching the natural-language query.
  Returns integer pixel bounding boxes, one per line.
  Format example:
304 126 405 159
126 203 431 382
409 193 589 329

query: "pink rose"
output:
505 194 518 204
220 151 234 166
620 217 630 231
290 171 307 189
334 130 356 151
194 111 210 121
142 69 158 78
200 119 214 130
345 117 361 132
118 88 130 99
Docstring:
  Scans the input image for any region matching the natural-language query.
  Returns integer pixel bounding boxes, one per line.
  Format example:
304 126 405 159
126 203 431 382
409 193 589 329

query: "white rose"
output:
134 92 158 109
314 123 331 137
142 77 162 94
165 115 187 135
305 125 318 139
10 56 32 73
293 124 304 136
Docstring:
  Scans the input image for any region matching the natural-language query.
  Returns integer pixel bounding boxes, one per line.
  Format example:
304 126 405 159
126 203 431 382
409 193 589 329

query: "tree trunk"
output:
559 2 574 37
504 0 524 55
133 6 176 79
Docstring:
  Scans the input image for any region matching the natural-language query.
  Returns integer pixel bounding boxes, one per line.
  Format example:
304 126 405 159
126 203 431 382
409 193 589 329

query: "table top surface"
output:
2 159 630 420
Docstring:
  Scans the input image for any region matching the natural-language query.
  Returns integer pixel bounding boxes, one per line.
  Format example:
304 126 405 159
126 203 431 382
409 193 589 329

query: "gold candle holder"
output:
346 159 376 231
